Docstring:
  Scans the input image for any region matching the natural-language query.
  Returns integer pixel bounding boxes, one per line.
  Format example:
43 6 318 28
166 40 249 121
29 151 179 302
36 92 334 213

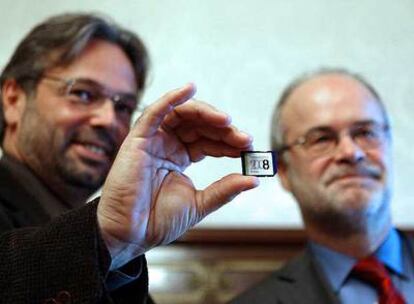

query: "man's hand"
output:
97 84 259 269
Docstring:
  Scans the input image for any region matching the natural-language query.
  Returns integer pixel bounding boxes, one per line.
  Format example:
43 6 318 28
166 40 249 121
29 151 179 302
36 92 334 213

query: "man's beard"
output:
300 186 392 238
17 104 117 194
55 151 107 190
54 127 118 190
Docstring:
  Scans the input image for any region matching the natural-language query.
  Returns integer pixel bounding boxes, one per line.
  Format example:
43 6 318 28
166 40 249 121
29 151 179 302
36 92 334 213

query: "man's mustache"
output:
324 164 382 185
70 128 119 158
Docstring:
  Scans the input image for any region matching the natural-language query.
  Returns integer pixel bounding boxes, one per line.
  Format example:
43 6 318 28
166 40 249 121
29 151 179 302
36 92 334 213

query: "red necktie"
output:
352 256 405 304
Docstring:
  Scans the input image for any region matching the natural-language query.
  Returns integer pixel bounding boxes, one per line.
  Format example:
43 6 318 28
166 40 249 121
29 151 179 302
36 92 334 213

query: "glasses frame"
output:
41 75 139 117
278 121 390 157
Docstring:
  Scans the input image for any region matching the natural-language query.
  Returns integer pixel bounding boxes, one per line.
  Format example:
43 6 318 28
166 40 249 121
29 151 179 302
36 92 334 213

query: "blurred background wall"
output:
1 0 414 228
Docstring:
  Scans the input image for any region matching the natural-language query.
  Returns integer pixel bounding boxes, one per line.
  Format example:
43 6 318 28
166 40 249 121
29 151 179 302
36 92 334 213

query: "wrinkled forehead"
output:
280 74 387 136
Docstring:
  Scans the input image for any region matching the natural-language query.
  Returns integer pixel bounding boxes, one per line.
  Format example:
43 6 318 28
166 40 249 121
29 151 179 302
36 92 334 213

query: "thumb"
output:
197 174 259 216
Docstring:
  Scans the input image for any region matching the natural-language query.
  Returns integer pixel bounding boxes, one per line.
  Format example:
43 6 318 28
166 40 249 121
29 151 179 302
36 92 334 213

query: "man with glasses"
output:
232 69 413 303
0 13 259 303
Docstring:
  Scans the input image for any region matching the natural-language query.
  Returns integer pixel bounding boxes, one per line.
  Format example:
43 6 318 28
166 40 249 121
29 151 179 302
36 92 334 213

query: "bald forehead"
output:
278 73 387 136
286 73 376 109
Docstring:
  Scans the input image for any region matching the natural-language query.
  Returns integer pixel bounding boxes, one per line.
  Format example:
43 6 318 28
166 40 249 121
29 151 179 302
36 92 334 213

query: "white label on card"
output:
241 151 277 177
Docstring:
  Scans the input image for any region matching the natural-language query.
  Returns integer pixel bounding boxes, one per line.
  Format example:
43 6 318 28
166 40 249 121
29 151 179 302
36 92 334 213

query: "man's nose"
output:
89 99 117 129
333 134 366 163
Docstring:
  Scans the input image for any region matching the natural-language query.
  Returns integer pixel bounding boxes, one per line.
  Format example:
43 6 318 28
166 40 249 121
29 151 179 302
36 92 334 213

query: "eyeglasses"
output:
42 75 139 121
279 122 390 157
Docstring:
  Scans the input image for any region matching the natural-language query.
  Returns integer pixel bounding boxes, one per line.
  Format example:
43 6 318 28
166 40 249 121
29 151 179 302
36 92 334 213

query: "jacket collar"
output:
274 248 341 304
0 153 67 227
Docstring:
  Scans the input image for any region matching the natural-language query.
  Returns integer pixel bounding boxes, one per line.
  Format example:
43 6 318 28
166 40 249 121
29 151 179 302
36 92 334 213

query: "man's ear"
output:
1 79 27 128
277 158 292 192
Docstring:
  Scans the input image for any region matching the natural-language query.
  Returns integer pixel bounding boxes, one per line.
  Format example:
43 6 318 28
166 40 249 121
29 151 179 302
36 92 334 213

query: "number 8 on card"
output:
241 151 277 177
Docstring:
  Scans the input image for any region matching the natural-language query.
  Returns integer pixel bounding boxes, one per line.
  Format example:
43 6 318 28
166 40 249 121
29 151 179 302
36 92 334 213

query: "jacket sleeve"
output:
0 199 149 304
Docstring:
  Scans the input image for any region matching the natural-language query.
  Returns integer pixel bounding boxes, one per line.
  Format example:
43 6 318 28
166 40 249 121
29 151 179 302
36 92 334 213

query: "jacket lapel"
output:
274 249 340 304
401 230 414 255
0 158 50 230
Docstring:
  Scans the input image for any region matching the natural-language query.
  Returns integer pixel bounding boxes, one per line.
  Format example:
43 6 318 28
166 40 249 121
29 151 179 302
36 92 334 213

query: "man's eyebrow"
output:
74 77 138 96
305 126 335 134
305 120 382 133
351 120 382 127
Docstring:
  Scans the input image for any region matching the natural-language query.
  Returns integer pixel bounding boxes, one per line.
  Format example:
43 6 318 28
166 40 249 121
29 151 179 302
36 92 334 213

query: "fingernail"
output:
184 82 197 94
241 132 253 141
252 177 260 186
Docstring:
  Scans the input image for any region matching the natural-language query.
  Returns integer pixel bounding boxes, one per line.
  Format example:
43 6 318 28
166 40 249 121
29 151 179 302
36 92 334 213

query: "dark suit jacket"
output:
0 156 151 303
231 233 414 304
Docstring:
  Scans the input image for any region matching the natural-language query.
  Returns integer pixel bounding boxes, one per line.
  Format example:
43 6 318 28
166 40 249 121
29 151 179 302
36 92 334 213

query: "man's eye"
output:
113 95 137 118
69 88 95 103
310 135 334 145
115 102 134 116
355 128 378 139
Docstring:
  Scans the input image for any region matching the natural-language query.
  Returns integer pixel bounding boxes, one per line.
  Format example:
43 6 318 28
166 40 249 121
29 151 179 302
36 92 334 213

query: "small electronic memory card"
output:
241 151 277 177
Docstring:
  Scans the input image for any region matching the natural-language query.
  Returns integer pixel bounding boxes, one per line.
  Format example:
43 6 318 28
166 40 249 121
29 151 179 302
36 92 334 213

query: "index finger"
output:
162 100 231 130
131 83 196 138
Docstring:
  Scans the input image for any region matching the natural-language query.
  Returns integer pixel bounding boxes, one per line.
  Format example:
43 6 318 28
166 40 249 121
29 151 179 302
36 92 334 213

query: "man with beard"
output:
0 13 259 303
231 69 414 303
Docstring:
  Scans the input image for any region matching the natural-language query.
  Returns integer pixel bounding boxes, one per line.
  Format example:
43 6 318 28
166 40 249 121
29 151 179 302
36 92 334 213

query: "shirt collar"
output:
309 228 405 292
309 241 356 292
376 228 404 275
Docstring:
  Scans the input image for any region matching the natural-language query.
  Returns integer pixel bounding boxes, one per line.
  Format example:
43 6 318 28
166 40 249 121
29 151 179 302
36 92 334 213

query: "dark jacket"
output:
231 233 414 304
0 155 150 303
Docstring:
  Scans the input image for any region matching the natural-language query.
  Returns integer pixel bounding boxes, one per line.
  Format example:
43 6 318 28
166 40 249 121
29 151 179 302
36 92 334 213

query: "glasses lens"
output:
303 130 336 155
66 80 102 105
113 94 138 117
352 123 387 149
